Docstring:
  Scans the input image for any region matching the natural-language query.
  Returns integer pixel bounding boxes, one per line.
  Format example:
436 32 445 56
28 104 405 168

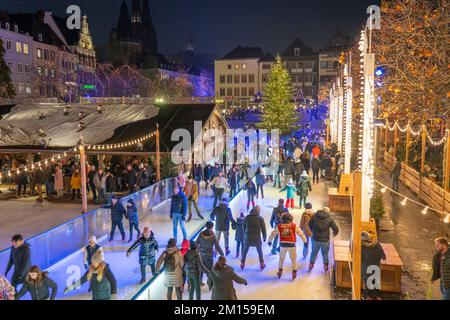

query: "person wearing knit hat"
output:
361 231 386 300
296 171 312 209
65 250 117 300
268 210 307 280
280 178 297 209
126 198 140 242
83 235 104 270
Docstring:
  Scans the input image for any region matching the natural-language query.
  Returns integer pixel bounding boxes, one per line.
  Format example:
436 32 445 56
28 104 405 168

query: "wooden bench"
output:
328 188 352 213
333 240 403 293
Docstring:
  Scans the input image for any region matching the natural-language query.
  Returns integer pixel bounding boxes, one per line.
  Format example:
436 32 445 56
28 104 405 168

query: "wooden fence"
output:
384 151 450 215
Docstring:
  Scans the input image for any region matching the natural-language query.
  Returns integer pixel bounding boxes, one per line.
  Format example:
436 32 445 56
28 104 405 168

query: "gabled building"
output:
319 28 351 84
214 46 274 109
281 38 318 102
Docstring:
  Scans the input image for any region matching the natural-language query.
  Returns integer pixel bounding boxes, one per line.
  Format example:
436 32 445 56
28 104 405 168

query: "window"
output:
262 64 271 70
15 42 21 53
23 43 28 55
298 62 303 69
249 87 255 96
298 74 304 83
24 64 30 73
234 74 240 84
14 25 18 32
17 63 23 73
234 88 240 96
219 75 225 84
5 22 9 30
227 64 232 70
249 74 255 83
50 69 55 78
25 85 31 94
7 61 13 71
305 74 313 82
234 64 239 70
226 75 232 84
241 87 247 97
227 88 233 96
304 61 313 69
37 48 42 59
294 48 300 56
38 34 43 42
44 68 48 77
50 51 55 61
320 61 328 69
219 88 225 96
241 74 247 83
18 83 24 94
44 50 49 60
242 63 247 69
37 66 43 75
262 73 269 83
5 40 12 50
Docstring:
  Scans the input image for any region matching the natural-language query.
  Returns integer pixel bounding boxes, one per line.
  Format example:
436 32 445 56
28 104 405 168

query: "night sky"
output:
2 0 379 56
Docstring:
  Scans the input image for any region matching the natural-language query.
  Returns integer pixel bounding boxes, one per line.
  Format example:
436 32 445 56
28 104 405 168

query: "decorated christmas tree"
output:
258 55 298 135
0 39 15 98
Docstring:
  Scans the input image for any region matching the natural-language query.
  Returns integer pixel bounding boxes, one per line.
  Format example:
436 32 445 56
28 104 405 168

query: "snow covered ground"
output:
0 103 159 147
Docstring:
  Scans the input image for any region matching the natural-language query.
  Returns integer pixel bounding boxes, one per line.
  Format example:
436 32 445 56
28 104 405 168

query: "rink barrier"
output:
131 174 255 300
0 178 177 273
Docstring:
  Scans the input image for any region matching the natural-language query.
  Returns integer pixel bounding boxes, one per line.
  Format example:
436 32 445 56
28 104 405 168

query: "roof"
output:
102 104 222 152
321 28 351 53
220 46 271 60
52 15 80 46
9 12 64 46
282 38 314 56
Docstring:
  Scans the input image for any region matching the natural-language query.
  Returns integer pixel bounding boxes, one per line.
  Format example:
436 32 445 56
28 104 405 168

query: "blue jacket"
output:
255 172 265 185
170 191 188 219
127 203 139 223
110 201 127 222
211 166 222 179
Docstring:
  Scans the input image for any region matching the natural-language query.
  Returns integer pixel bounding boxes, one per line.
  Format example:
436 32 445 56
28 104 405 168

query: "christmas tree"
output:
258 55 298 135
0 39 15 98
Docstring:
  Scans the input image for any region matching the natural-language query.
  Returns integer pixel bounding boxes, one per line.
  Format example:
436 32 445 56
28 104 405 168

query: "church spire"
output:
117 0 131 40
141 0 158 54
131 0 142 23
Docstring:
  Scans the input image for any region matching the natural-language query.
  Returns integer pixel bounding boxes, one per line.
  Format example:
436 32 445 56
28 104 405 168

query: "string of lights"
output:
375 180 450 224
81 130 157 152
385 120 448 146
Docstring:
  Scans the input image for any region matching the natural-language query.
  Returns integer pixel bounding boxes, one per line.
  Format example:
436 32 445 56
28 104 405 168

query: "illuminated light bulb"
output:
57 154 61 159
401 197 408 206
381 187 387 193
64 152 67 157
8 172 11 177
24 167 28 172
421 207 428 215
444 215 450 224
45 159 48 164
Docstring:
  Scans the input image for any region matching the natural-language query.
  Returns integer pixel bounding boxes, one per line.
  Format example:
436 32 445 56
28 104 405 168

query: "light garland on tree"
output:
385 120 448 146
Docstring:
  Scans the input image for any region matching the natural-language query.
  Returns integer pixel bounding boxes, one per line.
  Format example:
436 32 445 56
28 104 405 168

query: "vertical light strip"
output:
344 63 353 174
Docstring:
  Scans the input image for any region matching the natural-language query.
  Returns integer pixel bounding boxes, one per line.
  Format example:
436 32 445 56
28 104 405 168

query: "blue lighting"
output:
375 66 385 77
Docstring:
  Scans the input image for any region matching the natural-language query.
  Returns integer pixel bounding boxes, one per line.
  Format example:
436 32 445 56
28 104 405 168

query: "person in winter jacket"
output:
211 171 230 209
299 203 314 259
255 167 265 199
53 165 64 198
127 227 159 284
431 237 450 300
227 164 240 198
283 158 295 187
268 212 307 280
321 153 333 180
301 151 311 174
184 175 204 222
176 171 186 189
33 166 45 202
308 207 339 272
170 186 188 243
234 213 245 258
70 168 81 200
193 164 203 190
391 159 401 192
156 238 184 300
311 155 321 184
312 145 321 158
183 241 209 300
293 158 305 183
108 194 126 242
296 171 312 209
245 179 257 210
241 206 267 271
87 165 97 202
17 166 28 196
136 165 149 190
207 256 247 300
15 265 57 300
361 231 386 300
270 199 289 255
126 199 140 242
280 178 297 209
94 168 107 204
0 275 14 300
5 234 31 289
124 164 138 195
65 251 117 300
196 221 224 285
210 198 236 256
203 164 212 189
83 236 104 270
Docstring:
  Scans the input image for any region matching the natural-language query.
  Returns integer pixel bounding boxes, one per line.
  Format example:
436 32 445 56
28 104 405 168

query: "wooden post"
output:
444 123 450 192
79 144 88 214
352 171 363 300
384 124 388 149
405 128 411 166
393 123 398 158
156 123 161 182
421 125 426 174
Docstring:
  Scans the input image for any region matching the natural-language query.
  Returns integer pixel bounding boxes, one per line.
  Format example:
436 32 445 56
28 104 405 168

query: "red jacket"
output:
269 222 306 246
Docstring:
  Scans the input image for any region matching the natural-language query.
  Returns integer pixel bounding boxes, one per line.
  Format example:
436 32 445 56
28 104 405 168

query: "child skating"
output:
280 178 297 209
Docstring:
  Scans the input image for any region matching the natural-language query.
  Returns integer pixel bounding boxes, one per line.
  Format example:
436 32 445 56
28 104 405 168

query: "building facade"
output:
0 14 34 98
319 29 351 84
214 46 274 109
282 38 319 102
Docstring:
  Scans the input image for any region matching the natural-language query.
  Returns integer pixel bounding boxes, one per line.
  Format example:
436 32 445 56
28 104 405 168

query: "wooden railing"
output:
0 97 59 105
384 151 450 214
